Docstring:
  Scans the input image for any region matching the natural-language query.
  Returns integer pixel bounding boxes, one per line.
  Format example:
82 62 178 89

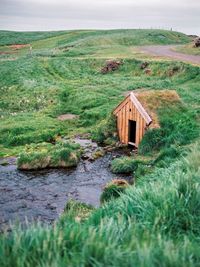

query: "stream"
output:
0 139 131 230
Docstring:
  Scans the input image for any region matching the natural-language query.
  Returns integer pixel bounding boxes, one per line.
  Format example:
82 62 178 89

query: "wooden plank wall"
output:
116 96 146 146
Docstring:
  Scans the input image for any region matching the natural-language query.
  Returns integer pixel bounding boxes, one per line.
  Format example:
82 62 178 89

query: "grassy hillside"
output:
0 29 191 60
0 56 199 156
0 30 68 45
0 29 190 46
0 29 199 266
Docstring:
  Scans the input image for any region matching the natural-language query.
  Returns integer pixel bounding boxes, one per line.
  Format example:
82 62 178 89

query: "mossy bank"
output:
17 142 81 170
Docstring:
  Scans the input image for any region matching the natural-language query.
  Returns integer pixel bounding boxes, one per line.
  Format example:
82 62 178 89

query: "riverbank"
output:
0 139 132 231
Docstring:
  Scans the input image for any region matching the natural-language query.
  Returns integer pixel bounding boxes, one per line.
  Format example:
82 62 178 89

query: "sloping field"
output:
0 29 191 59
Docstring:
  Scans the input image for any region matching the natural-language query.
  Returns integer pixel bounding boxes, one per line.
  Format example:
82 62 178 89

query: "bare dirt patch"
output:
9 44 30 50
57 114 79 121
101 60 123 74
0 44 30 56
0 51 15 55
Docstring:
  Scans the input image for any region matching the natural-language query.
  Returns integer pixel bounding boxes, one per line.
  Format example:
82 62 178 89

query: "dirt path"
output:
140 45 200 65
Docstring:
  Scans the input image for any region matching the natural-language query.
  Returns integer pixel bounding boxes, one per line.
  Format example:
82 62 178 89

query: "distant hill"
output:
0 30 67 46
0 29 191 46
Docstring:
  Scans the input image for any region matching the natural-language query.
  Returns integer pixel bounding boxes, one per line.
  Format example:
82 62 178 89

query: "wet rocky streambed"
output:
0 139 132 230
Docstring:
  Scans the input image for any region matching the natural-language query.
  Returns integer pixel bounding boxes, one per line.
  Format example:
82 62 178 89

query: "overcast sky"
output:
0 0 200 34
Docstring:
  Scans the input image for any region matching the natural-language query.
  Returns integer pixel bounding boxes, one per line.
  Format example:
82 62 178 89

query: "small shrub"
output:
100 179 129 204
92 149 105 160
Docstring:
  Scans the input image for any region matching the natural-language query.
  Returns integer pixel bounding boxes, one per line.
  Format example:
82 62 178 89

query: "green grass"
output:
91 114 117 144
0 144 200 267
139 104 198 154
0 29 190 60
17 141 80 170
111 156 144 174
0 54 199 156
100 179 129 204
0 30 69 45
59 199 94 224
0 29 200 266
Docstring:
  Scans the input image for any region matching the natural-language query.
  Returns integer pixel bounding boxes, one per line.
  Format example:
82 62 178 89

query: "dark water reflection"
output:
0 151 129 230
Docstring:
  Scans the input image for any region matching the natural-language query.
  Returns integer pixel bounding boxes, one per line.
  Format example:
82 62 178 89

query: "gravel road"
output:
141 45 200 64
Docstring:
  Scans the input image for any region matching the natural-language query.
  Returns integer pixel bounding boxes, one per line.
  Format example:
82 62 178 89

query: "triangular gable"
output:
113 94 130 115
113 92 152 125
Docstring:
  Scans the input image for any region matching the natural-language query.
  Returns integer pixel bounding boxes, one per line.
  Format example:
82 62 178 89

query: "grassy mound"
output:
111 157 144 174
111 145 182 179
100 179 129 204
17 142 80 170
60 200 94 223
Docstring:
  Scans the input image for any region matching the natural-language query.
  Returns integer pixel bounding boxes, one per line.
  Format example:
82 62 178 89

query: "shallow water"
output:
0 140 131 230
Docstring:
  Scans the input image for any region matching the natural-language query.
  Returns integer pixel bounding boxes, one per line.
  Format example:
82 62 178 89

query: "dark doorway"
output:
129 120 136 143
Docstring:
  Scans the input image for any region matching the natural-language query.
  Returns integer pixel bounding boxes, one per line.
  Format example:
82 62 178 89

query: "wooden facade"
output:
113 92 152 147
